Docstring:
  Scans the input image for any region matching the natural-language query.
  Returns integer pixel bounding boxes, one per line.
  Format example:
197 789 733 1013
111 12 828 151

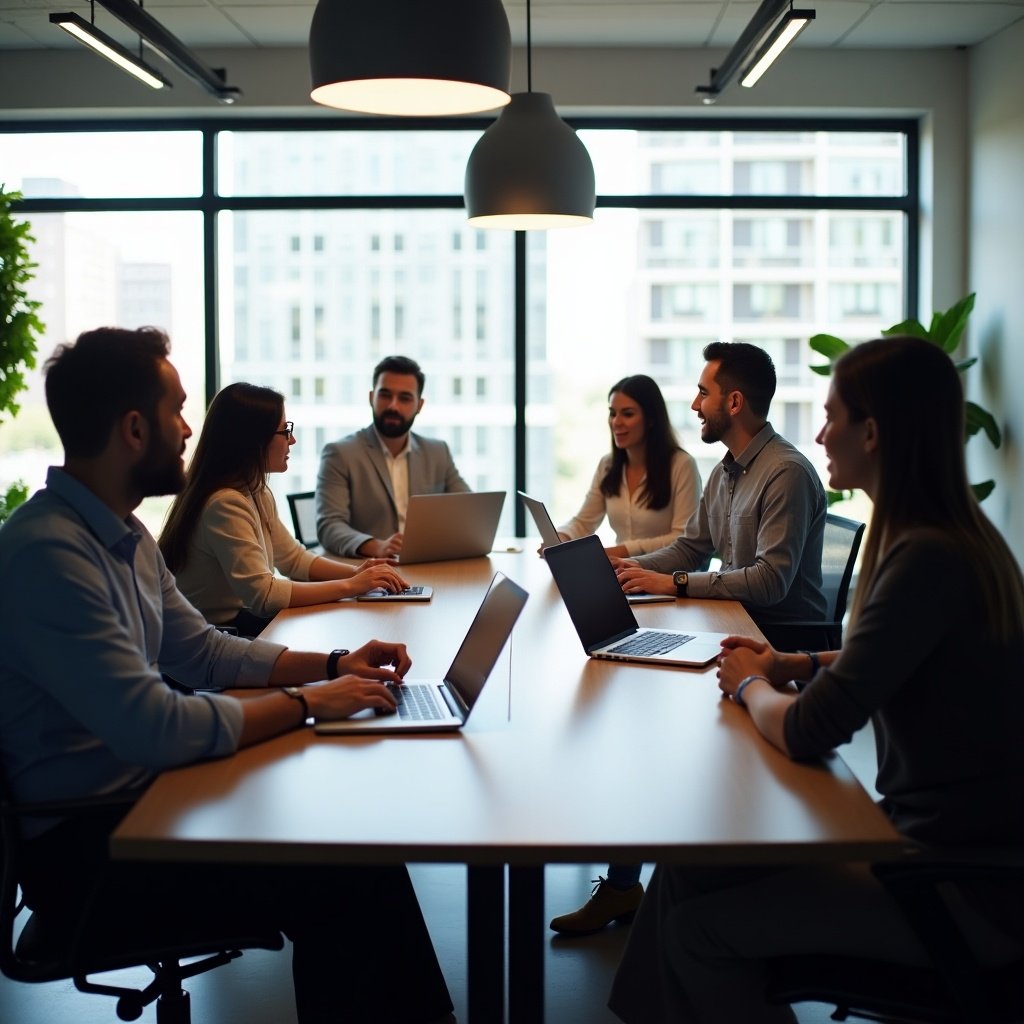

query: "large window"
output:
1 119 915 540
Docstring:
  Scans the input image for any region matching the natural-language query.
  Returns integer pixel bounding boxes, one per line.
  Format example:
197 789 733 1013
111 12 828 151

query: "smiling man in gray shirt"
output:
615 342 827 638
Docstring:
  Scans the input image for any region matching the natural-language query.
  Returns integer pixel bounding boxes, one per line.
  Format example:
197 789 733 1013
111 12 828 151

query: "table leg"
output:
508 864 545 1024
467 865 505 1023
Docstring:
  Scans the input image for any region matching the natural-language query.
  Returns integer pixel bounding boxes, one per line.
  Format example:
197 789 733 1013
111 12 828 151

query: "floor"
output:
1 729 878 1023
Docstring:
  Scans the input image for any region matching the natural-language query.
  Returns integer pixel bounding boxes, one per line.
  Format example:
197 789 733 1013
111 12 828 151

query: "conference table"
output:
111 548 905 1023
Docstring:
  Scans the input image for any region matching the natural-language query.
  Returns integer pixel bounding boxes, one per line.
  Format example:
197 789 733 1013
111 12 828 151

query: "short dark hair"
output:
45 326 171 457
702 342 776 418
372 355 425 396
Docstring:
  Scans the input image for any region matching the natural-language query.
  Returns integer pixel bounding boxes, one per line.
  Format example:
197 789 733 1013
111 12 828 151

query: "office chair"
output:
765 852 1024 1023
286 490 317 548
1 765 284 1023
760 512 866 653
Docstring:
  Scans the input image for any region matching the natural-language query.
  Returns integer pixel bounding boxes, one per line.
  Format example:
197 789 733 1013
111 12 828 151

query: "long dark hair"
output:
599 374 682 510
159 382 284 573
835 336 1024 640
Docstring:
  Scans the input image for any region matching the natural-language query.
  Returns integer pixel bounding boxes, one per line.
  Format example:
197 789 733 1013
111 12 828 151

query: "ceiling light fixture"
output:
54 0 241 103
696 0 814 103
463 0 595 229
308 0 512 116
50 10 171 90
740 8 815 88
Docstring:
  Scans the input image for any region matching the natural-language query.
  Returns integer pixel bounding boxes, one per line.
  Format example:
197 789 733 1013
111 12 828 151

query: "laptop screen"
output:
544 535 639 651
446 573 528 710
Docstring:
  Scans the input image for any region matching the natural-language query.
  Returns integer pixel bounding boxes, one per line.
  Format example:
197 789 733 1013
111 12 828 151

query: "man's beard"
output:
373 410 415 439
699 401 731 445
131 428 186 497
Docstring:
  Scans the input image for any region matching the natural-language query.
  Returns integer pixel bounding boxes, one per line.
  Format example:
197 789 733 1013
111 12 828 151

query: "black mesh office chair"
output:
0 765 284 1023
286 490 317 548
765 853 1024 1023
761 512 866 653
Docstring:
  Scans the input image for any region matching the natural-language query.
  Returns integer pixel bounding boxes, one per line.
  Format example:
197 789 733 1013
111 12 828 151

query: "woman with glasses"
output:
160 382 406 636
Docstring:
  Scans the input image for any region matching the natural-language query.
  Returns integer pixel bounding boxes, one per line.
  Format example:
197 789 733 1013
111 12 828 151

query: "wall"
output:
969 21 1024 562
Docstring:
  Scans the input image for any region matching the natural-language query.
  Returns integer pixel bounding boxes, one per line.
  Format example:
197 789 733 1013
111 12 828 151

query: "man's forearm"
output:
268 649 332 686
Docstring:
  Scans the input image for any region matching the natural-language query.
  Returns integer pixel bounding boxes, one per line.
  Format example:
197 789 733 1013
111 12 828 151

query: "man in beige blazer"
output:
316 355 470 558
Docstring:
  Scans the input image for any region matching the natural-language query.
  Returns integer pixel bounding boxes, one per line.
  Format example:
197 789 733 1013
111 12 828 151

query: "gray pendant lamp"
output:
309 0 512 116
464 0 595 229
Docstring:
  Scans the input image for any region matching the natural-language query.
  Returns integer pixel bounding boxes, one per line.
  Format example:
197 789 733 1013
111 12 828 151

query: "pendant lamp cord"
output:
526 0 533 91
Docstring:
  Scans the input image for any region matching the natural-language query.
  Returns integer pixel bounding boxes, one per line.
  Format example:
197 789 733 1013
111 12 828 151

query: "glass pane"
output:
0 132 203 197
218 131 482 197
584 129 907 198
532 202 909 524
218 208 517 536
0 211 206 535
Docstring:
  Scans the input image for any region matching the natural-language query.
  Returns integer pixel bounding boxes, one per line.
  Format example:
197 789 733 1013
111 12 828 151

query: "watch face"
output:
674 571 688 586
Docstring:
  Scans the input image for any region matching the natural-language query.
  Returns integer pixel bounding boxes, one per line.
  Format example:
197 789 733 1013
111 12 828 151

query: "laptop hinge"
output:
439 683 466 719
587 628 637 654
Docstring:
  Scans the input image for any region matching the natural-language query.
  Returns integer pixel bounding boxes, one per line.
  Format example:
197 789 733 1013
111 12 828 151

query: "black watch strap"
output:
326 648 350 678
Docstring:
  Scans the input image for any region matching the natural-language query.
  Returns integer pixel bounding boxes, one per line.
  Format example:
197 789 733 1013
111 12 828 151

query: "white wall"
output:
968 20 1024 562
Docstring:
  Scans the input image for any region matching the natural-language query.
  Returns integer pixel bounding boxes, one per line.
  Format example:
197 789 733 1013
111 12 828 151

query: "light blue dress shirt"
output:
0 467 286 833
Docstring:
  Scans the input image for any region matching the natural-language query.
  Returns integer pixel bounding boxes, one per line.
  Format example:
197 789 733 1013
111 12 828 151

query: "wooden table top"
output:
112 550 903 866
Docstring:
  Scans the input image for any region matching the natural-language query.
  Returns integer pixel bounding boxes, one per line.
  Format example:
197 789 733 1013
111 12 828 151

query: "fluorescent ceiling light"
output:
740 10 815 88
695 0 815 102
50 12 171 90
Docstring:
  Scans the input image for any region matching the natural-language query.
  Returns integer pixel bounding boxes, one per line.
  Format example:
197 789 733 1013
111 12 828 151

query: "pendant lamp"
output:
309 0 512 116
464 0 595 229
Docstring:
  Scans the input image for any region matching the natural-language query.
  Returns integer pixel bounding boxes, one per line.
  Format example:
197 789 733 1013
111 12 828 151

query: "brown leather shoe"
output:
549 876 644 936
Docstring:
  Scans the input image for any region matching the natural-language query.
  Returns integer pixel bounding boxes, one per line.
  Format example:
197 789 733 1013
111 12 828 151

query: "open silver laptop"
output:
315 572 528 734
398 491 506 564
519 490 672 604
544 534 727 668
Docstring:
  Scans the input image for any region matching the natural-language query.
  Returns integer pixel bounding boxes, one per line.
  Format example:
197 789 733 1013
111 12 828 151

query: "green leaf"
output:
953 356 977 373
971 480 995 503
929 293 975 353
965 400 1001 448
808 334 850 360
826 489 855 506
810 364 834 376
882 318 928 340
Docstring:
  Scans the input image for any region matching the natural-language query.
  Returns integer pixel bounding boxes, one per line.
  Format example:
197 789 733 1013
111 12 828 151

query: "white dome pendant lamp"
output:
464 0 595 229
309 0 512 116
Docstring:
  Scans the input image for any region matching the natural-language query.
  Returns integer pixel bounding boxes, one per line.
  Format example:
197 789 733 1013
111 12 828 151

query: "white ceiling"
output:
1 0 1023 52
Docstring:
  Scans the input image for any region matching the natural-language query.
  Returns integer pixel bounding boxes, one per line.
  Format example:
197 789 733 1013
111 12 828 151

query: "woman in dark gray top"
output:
609 336 1024 1024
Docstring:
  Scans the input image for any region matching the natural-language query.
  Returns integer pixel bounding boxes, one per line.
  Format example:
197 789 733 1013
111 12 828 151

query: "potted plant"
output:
809 293 1000 501
0 185 45 523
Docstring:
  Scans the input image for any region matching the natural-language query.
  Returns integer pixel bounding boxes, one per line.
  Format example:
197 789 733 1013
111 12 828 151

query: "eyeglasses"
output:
273 421 295 440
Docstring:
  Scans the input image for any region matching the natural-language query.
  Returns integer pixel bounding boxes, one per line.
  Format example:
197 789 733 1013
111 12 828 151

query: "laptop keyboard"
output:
383 683 445 721
608 631 695 657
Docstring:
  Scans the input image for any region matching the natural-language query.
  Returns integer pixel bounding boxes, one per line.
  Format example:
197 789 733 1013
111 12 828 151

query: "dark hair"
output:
159 382 284 573
372 354 425 396
599 375 682 510
702 342 776 419
834 335 1024 640
44 326 170 457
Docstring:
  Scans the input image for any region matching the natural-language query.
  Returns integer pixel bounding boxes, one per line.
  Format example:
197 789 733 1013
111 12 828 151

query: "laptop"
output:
315 572 528 734
356 585 433 602
544 534 727 668
518 490 562 548
398 491 506 564
519 490 673 605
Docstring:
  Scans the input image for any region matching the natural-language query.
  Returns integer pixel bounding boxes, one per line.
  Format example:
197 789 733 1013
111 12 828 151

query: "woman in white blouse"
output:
160 383 406 636
556 374 701 557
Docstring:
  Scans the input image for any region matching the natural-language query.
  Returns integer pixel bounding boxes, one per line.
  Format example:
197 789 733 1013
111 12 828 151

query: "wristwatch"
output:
672 570 689 598
326 648 350 678
283 686 310 723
